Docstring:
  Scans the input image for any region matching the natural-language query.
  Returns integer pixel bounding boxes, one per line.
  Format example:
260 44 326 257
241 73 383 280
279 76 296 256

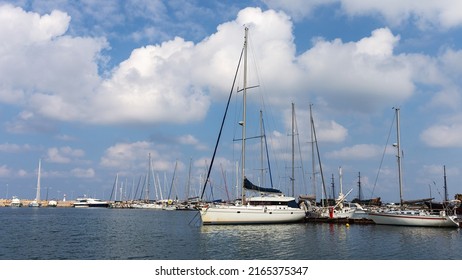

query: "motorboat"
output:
73 197 109 208
10 196 22 207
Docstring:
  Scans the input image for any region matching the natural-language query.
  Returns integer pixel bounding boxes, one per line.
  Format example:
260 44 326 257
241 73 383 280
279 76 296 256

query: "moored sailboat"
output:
367 108 459 227
199 27 306 225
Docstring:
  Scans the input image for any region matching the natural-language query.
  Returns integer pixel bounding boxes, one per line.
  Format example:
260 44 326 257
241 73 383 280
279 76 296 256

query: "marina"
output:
0 207 461 260
1 197 460 228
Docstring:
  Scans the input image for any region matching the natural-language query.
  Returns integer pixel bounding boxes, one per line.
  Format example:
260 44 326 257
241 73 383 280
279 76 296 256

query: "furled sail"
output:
243 177 282 194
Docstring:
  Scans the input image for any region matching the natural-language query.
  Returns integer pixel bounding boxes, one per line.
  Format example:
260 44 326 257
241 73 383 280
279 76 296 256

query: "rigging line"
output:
311 106 328 204
200 45 244 200
371 111 396 198
262 116 274 189
133 175 142 202
294 107 308 195
247 33 282 182
109 173 118 201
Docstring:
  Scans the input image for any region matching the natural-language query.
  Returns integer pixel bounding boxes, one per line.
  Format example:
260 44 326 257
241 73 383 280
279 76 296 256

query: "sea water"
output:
0 207 461 260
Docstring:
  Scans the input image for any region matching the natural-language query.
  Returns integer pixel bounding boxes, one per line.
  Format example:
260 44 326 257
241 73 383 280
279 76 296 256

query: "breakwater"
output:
0 199 74 207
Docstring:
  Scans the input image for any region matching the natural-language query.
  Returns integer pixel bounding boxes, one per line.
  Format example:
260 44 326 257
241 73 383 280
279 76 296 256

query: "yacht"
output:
10 196 22 207
73 197 109 208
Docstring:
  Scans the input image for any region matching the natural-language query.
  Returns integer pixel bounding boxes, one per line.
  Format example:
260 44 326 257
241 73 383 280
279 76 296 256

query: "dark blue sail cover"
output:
243 177 282 194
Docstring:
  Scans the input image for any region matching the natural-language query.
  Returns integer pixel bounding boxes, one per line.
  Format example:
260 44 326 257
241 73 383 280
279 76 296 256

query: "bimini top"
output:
243 177 282 194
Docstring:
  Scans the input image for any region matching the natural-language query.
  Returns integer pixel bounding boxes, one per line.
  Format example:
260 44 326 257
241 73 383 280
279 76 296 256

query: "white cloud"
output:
298 28 415 112
264 0 462 29
340 0 462 29
100 141 153 169
71 168 95 178
420 123 462 148
0 143 32 153
46 146 85 163
99 141 180 173
325 144 384 159
177 134 208 151
0 4 457 129
0 164 12 177
262 0 338 21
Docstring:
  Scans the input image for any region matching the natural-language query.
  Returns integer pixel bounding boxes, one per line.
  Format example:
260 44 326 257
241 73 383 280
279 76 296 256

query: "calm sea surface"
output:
0 207 461 260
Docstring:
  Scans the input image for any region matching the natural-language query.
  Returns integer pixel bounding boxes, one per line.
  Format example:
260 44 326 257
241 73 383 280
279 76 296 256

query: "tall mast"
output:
241 27 248 203
291 102 295 197
36 159 41 202
310 104 316 200
146 153 151 201
395 108 404 207
443 165 448 202
260 110 264 188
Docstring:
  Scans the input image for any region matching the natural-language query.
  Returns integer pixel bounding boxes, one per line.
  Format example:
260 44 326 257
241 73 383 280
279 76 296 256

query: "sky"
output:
1 0 462 204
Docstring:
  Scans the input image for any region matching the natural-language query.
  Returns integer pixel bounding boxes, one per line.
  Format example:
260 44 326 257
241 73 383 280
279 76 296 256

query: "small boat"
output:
10 196 22 207
28 200 41 207
47 200 58 207
73 197 109 208
367 108 459 228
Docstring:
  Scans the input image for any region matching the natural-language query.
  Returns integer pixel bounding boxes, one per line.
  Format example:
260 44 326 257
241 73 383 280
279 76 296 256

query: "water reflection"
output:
1 208 461 260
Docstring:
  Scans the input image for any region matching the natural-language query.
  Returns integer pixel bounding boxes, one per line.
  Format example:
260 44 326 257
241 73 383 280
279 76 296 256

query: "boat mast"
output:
241 27 248 203
146 153 151 202
291 102 295 197
395 108 404 207
260 110 264 188
36 158 41 202
443 165 448 203
310 104 316 201
310 104 327 206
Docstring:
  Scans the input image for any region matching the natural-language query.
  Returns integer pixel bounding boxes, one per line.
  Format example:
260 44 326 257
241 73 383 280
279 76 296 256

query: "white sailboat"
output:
368 108 459 227
29 159 42 207
199 27 306 225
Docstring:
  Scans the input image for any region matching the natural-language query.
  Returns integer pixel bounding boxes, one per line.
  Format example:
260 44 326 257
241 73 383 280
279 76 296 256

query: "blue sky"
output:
1 0 462 203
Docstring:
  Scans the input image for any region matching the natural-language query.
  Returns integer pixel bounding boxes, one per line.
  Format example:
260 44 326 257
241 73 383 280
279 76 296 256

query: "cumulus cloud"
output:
0 4 456 129
0 164 12 177
264 0 462 29
340 0 462 29
177 134 208 151
298 27 415 112
71 168 96 178
420 123 462 148
99 141 180 173
0 143 32 153
262 0 337 21
46 146 85 163
325 144 385 159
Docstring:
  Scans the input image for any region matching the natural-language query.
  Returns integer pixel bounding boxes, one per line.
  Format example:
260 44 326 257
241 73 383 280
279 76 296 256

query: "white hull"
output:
28 200 41 207
73 198 109 208
131 203 164 209
200 204 306 225
368 211 459 227
10 197 22 207
48 200 58 207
